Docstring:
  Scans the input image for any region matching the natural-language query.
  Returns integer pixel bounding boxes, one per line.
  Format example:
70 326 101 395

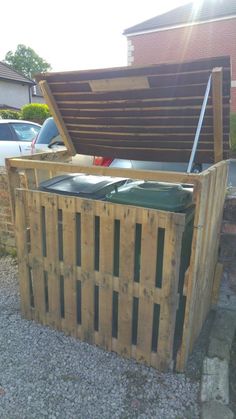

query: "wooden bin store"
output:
7 56 231 371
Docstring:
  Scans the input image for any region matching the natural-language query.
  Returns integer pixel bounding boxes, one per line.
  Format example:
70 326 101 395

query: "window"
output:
11 123 40 142
0 124 14 141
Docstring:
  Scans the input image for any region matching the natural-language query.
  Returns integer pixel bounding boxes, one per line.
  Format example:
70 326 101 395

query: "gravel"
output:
0 256 200 419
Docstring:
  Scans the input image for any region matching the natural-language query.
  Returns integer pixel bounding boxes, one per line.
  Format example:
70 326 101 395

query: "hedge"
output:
20 103 51 124
0 109 21 120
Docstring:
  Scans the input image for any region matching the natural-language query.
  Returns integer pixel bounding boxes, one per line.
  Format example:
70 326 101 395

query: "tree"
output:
4 44 51 79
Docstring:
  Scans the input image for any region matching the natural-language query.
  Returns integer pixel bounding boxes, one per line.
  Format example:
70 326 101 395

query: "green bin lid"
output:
106 181 193 212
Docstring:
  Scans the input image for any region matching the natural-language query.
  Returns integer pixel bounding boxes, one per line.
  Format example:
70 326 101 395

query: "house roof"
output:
124 0 236 35
0 61 34 85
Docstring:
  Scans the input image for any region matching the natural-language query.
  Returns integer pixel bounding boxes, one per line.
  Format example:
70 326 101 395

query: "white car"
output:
0 119 41 166
31 117 94 166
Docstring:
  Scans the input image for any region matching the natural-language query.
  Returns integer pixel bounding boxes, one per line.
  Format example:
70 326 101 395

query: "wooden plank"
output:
212 68 223 163
176 178 207 371
136 209 158 365
176 161 228 371
41 192 61 330
25 168 37 190
15 189 31 319
49 70 230 93
6 158 201 184
39 80 76 156
96 202 115 350
59 195 77 336
64 115 215 127
5 161 22 222
69 128 229 139
79 198 95 344
27 191 46 324
56 96 229 109
156 213 185 370
116 205 136 358
59 105 228 118
71 137 218 150
52 84 208 102
90 76 150 92
74 143 216 164
36 56 230 84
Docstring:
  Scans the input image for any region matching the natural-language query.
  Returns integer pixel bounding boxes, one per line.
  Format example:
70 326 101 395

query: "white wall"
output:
31 95 45 104
0 80 30 109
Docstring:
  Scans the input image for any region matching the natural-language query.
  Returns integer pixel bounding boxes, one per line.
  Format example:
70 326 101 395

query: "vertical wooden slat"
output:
136 209 158 364
96 202 114 350
177 161 228 371
115 205 136 358
157 213 185 370
5 163 21 222
41 193 61 329
25 168 37 189
27 191 46 324
79 199 95 344
15 189 31 318
212 67 223 163
177 179 208 371
60 195 77 336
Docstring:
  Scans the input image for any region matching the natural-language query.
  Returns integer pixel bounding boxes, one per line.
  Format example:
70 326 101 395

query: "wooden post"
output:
39 80 77 156
212 67 223 163
5 159 21 222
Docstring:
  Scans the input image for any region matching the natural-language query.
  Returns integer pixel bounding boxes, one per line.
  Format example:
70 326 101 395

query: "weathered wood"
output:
79 199 95 344
96 203 114 350
41 193 61 330
60 196 77 335
6 157 200 183
39 80 76 156
116 205 136 358
36 55 230 83
15 189 31 319
136 210 158 365
212 68 223 163
10 55 230 372
6 163 21 220
176 160 228 370
35 57 230 164
27 192 45 324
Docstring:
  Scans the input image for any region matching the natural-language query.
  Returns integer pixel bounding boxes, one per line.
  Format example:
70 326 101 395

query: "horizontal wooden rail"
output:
7 157 201 184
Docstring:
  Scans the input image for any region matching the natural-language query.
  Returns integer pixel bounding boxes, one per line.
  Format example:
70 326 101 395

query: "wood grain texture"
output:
36 56 230 164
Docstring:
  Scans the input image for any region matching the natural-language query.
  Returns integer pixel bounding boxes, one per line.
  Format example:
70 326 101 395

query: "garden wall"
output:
0 168 15 253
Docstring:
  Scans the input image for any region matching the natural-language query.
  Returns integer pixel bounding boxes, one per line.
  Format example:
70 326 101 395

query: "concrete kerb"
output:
200 309 236 419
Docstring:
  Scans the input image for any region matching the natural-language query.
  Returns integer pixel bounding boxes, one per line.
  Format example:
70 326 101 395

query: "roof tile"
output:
124 0 236 35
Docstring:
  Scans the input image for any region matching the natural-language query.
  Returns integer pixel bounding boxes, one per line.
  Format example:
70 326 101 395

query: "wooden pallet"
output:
7 155 228 371
6 55 230 370
15 187 185 371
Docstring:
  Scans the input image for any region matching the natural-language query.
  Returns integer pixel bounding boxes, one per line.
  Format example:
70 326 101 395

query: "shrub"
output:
230 113 236 152
21 103 51 124
0 109 21 120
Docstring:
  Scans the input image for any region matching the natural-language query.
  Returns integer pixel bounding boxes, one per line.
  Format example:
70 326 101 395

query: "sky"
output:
0 0 201 73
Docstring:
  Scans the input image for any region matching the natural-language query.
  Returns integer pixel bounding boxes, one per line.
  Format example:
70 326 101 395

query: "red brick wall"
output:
129 18 236 112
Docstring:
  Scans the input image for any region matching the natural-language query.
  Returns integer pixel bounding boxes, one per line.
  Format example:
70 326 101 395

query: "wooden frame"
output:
6 155 228 371
34 56 231 164
6 56 230 371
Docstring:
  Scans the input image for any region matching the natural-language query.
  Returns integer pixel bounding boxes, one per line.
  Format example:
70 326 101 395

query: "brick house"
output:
124 0 236 112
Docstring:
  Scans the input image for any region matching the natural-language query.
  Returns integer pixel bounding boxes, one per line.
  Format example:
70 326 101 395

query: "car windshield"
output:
36 118 62 145
11 123 40 141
